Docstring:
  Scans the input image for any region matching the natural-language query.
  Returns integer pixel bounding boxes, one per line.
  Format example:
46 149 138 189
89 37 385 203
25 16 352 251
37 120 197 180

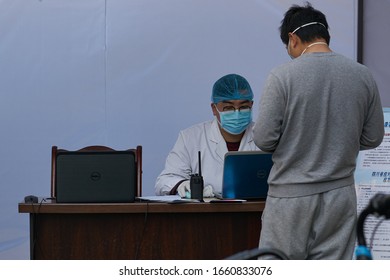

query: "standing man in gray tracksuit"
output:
253 3 384 259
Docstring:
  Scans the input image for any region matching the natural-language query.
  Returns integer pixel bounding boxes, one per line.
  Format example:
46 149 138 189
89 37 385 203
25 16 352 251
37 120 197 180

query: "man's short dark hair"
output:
279 2 330 46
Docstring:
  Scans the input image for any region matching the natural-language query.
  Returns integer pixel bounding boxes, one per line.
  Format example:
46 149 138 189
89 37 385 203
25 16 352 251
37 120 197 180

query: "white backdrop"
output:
0 0 356 259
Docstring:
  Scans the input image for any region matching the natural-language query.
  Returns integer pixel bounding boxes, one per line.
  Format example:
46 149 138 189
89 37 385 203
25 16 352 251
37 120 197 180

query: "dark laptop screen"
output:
56 150 136 203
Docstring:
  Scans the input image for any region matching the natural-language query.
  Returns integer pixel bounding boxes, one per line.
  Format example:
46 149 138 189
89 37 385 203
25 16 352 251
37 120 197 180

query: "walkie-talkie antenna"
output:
198 151 202 176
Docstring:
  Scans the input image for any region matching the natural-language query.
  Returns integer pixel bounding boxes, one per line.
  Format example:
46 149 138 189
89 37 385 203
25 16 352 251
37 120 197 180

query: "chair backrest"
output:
51 145 142 199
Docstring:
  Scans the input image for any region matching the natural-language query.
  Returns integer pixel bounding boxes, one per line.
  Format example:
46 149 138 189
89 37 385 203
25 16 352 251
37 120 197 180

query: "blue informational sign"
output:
355 107 390 259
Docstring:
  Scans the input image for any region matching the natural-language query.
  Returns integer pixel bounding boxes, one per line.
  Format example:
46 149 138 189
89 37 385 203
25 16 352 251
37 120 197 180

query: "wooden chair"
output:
51 145 142 199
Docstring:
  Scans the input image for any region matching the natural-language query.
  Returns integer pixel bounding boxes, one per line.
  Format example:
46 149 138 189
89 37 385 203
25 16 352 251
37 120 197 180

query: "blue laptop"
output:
218 151 273 200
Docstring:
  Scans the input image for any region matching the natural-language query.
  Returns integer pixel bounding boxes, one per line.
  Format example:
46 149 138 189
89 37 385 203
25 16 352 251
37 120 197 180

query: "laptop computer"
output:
217 150 273 200
55 150 136 203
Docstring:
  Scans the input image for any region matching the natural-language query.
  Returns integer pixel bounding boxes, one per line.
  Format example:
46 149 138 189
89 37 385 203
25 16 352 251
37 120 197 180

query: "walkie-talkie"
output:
190 151 204 201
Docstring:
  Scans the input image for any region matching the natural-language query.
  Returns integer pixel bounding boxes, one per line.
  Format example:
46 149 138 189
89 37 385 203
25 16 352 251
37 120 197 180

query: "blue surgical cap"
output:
212 74 253 104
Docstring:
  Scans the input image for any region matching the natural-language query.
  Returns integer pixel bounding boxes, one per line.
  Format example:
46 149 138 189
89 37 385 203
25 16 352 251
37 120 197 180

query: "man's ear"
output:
211 103 218 116
289 33 300 49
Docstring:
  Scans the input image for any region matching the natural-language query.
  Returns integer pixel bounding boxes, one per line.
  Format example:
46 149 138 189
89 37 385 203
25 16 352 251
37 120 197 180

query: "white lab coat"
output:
154 118 259 195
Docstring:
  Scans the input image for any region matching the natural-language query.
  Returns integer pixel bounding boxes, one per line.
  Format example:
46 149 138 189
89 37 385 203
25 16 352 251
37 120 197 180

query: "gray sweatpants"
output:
259 184 357 260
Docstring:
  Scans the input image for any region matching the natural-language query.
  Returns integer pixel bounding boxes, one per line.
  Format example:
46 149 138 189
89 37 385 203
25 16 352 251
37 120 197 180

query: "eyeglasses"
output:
221 105 252 112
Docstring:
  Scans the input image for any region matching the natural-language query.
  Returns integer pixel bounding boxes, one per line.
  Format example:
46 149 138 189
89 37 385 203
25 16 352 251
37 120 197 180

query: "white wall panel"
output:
0 0 356 259
361 0 390 106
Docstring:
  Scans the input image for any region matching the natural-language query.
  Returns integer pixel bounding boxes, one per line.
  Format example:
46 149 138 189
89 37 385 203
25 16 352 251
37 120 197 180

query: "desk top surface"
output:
18 198 265 214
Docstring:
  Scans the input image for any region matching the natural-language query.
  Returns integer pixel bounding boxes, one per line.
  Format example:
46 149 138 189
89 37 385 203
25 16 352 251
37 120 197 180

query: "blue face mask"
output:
215 106 252 135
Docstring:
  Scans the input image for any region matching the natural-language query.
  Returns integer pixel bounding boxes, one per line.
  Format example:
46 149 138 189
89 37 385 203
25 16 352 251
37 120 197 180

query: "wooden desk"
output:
18 200 264 260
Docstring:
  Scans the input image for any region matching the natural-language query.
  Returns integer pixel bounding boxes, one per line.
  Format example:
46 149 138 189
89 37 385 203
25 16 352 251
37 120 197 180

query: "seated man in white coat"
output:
155 73 259 197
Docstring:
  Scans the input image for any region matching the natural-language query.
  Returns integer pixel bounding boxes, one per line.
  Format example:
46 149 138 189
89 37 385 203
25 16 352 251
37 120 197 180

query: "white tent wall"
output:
0 0 356 259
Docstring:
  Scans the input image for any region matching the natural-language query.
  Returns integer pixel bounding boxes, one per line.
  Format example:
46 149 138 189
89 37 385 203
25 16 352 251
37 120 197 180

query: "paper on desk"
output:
136 195 205 203
136 195 182 202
